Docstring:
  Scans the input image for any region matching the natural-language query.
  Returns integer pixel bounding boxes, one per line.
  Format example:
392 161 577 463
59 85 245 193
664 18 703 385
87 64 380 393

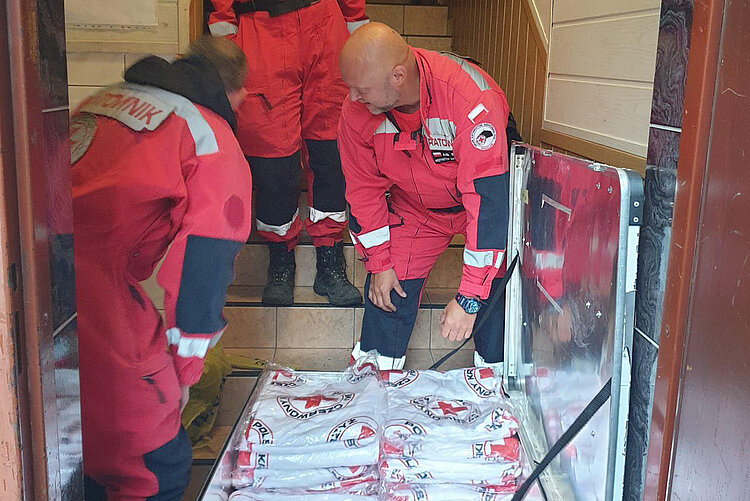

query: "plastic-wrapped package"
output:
231 358 386 490
237 363 385 449
383 394 519 446
229 490 379 501
232 464 378 490
229 478 379 500
383 482 515 501
380 457 522 486
384 434 521 463
222 357 533 499
382 368 502 402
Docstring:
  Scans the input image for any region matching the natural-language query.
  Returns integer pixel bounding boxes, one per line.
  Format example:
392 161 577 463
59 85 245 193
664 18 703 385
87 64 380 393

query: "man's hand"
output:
179 385 190 413
440 298 477 341
369 268 406 312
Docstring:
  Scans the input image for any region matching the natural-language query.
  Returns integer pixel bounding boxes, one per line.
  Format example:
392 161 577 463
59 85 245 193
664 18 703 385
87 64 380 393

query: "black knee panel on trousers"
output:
83 427 192 501
144 427 192 501
247 153 301 226
305 139 346 212
361 276 426 358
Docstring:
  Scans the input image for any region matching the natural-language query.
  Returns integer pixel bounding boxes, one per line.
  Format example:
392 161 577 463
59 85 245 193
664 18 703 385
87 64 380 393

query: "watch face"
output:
457 295 480 314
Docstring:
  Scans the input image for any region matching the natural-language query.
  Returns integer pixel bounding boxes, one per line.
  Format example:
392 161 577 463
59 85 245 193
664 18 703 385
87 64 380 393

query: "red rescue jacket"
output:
338 48 511 299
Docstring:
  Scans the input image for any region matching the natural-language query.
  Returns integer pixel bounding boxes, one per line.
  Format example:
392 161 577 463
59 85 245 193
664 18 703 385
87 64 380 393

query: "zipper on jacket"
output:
255 93 273 111
142 376 166 404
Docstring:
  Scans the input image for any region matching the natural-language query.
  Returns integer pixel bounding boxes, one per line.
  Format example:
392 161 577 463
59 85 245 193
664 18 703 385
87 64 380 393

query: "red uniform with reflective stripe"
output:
72 83 252 499
339 48 510 299
208 0 366 246
207 0 366 157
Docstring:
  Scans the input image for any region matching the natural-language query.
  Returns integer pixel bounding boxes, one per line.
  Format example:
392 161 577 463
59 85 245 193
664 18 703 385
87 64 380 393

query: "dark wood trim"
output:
0 3 30 498
7 0 59 498
539 128 647 175
643 0 725 498
190 0 204 41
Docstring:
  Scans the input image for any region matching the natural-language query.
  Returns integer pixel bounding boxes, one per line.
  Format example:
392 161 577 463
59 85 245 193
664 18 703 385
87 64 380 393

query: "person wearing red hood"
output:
71 37 252 500
207 0 366 307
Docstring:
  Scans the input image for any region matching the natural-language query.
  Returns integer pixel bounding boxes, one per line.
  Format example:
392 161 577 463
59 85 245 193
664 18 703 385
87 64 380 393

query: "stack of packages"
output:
379 368 524 501
228 359 385 500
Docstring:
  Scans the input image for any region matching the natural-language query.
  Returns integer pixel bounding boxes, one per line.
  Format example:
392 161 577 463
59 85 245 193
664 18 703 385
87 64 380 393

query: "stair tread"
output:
246 232 465 247
192 426 233 461
225 285 455 308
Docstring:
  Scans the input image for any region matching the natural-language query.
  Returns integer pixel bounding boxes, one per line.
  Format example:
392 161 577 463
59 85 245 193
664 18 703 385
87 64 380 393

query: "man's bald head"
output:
339 22 420 115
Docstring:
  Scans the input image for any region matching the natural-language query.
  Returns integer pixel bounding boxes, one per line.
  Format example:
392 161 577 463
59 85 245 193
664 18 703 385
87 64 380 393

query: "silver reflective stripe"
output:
374 118 399 135
463 248 495 267
534 250 564 269
351 341 405 371
123 83 220 157
441 52 490 91
494 250 506 268
257 209 299 236
309 207 347 223
425 117 456 140
209 21 238 37
346 19 369 34
356 225 390 248
166 327 212 358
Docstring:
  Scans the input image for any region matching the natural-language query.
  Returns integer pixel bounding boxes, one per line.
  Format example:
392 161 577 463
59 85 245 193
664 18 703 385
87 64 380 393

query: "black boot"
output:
314 242 363 306
263 242 295 306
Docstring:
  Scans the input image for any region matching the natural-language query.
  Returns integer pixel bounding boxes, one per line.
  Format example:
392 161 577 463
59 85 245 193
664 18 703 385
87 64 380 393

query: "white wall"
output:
543 0 660 157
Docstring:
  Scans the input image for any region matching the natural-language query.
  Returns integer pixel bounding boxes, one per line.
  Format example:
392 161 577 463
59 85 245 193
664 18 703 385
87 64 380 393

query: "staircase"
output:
167 2 457 498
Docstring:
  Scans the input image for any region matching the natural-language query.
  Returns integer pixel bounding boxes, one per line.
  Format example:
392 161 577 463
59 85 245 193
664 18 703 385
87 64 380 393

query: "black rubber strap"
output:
511 378 613 501
429 254 518 370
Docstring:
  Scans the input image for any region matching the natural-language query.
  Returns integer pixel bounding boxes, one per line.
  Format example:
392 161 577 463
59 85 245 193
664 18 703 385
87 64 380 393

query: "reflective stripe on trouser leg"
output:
305 140 346 247
360 275 426 366
247 153 302 245
472 276 507 364
351 340 405 371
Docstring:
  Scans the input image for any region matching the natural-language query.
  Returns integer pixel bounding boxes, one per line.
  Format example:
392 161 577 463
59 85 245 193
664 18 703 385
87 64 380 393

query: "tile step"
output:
220 288 472 352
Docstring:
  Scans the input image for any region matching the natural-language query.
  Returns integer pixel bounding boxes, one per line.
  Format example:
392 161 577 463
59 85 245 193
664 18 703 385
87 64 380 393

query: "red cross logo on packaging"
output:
244 418 274 445
382 369 420 388
346 362 379 383
463 367 497 398
326 417 378 480
486 408 519 435
326 416 379 449
276 391 355 420
270 369 307 387
411 396 480 423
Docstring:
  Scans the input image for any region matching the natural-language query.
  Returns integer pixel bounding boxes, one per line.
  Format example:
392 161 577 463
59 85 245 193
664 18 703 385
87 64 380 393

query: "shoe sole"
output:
313 281 363 307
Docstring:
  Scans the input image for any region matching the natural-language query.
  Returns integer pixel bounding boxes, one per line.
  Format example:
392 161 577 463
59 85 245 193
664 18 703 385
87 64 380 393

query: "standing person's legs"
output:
233 10 305 305
299 0 361 305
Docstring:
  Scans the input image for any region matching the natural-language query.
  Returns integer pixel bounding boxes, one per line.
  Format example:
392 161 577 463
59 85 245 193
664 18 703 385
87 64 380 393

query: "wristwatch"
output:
455 293 481 314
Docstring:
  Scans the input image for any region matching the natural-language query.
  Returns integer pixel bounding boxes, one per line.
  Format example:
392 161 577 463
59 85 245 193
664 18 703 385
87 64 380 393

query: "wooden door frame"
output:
5 0 61 498
643 0 726 498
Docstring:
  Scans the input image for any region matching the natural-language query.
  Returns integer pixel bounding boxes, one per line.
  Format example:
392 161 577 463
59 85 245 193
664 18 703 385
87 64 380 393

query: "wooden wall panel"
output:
554 0 659 23
451 0 548 147
549 12 660 82
545 1 659 158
